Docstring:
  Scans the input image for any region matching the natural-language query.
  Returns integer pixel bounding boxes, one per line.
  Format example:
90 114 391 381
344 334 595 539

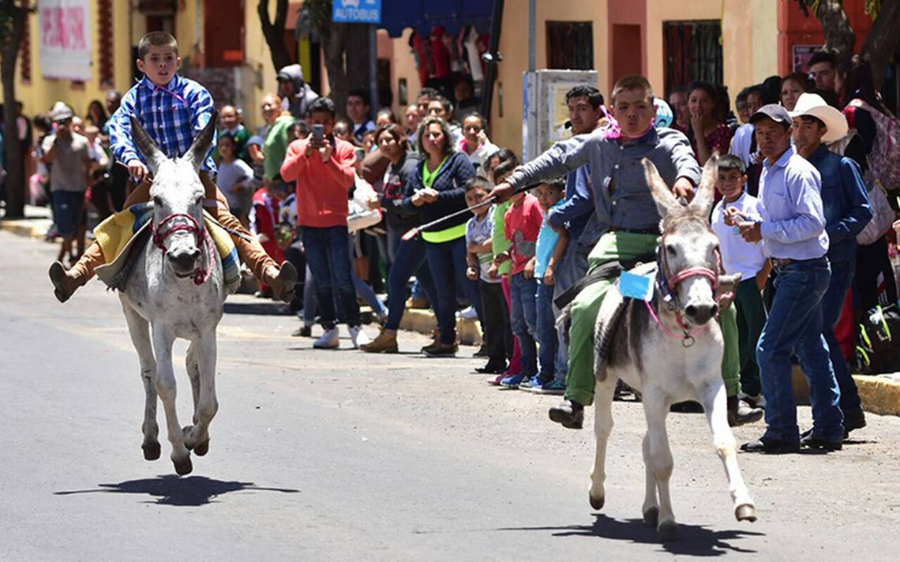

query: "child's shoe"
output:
500 373 526 389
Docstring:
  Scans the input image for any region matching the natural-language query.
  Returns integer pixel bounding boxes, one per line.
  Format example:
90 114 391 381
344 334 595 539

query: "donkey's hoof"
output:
657 520 679 542
173 456 193 476
643 506 659 526
142 441 161 461
194 439 210 457
735 503 757 522
589 494 605 511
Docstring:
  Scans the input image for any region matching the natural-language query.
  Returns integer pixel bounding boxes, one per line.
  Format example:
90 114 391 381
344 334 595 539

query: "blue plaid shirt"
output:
108 75 216 173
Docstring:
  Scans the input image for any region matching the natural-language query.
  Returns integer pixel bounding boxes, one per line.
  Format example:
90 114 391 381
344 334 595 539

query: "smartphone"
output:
311 124 324 142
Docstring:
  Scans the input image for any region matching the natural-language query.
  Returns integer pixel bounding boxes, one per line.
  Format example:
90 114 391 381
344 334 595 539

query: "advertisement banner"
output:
40 0 93 81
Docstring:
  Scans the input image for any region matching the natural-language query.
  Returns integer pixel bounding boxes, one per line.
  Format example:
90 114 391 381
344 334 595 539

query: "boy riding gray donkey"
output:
492 75 757 540
49 31 297 303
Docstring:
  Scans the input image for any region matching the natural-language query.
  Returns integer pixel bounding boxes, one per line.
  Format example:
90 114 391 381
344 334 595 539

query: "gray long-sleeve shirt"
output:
508 127 702 231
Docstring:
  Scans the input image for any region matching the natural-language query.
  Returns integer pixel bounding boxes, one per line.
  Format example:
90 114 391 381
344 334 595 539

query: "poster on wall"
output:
40 0 93 81
792 44 823 73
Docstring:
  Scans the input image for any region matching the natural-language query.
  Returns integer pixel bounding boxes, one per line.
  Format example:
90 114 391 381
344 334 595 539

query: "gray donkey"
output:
587 158 756 541
117 115 227 475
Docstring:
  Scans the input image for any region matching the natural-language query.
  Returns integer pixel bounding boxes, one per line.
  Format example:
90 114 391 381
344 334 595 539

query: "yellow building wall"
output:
391 29 421 116
491 0 610 155
15 0 135 119
646 0 778 112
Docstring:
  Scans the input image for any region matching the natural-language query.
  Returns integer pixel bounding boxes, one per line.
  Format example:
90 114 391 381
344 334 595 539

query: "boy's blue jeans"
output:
757 257 844 444
301 226 360 328
536 279 559 380
510 272 538 377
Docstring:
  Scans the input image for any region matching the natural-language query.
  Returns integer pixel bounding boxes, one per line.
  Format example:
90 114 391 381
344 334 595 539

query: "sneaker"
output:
487 373 509 386
533 379 567 395
348 325 370 348
458 306 478 320
424 342 458 357
519 375 541 391
292 325 313 338
500 374 526 389
359 329 399 353
313 327 340 349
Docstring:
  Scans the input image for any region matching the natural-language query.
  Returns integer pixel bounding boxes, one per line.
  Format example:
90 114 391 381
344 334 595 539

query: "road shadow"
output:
223 301 290 316
498 513 763 557
55 474 299 507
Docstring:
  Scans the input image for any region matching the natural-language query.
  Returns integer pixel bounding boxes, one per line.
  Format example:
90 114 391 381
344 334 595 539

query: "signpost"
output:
333 0 382 119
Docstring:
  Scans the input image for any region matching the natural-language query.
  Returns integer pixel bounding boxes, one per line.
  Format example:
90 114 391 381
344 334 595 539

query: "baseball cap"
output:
749 104 792 127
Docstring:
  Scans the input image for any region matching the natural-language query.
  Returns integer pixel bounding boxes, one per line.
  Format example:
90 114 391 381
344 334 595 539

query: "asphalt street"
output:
1 229 899 561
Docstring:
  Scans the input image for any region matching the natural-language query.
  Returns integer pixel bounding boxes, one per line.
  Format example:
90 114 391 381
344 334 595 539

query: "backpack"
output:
846 99 900 191
856 304 900 375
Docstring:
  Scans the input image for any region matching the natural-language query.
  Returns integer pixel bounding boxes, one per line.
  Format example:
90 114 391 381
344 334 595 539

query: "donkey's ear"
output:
642 158 680 218
130 115 165 173
184 111 218 171
689 156 717 217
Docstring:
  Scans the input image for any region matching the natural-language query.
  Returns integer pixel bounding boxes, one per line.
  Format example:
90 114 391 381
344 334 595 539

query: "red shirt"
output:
504 194 543 275
280 137 357 228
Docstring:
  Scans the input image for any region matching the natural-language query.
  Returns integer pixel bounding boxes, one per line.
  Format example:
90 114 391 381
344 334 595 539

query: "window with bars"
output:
663 21 723 97
546 21 594 71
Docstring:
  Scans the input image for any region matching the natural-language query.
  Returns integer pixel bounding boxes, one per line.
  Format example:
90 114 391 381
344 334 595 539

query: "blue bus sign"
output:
333 0 381 24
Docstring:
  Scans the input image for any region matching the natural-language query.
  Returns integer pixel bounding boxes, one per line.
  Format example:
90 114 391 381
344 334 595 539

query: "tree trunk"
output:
344 25 371 93
322 23 350 120
815 0 856 57
258 0 293 73
1 4 28 219
862 0 900 89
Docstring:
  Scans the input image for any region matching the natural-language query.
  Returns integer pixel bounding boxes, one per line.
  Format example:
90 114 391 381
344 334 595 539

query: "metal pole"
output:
528 0 536 73
369 24 379 118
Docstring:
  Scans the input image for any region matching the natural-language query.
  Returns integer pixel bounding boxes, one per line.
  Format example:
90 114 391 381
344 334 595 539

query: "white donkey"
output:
587 158 756 541
118 115 226 475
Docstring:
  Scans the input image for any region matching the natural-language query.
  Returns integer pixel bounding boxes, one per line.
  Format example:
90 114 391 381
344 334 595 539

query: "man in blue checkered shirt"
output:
50 32 297 304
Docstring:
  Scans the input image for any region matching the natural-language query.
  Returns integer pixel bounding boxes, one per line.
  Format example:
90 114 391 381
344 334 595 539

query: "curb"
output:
854 374 900 417
0 218 52 239
792 366 900 417
399 308 482 346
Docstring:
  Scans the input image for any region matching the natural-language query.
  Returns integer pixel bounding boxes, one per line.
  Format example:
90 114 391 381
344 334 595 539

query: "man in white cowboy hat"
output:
731 104 842 454
791 92 873 442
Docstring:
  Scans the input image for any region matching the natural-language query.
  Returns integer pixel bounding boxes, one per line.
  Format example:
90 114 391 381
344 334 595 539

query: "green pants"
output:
565 232 659 406
735 277 765 397
720 303 740 397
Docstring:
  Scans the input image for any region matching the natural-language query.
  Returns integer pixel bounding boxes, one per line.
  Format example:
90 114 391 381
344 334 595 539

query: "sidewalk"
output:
0 204 53 239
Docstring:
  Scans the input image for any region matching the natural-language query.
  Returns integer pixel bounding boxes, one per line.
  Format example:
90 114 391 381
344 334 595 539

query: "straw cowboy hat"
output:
788 93 848 143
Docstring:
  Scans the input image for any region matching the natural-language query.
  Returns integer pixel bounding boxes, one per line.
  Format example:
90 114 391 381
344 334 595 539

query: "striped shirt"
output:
108 75 216 173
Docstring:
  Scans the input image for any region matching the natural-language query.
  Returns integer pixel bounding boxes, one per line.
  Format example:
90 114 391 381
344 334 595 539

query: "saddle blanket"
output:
93 202 241 292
